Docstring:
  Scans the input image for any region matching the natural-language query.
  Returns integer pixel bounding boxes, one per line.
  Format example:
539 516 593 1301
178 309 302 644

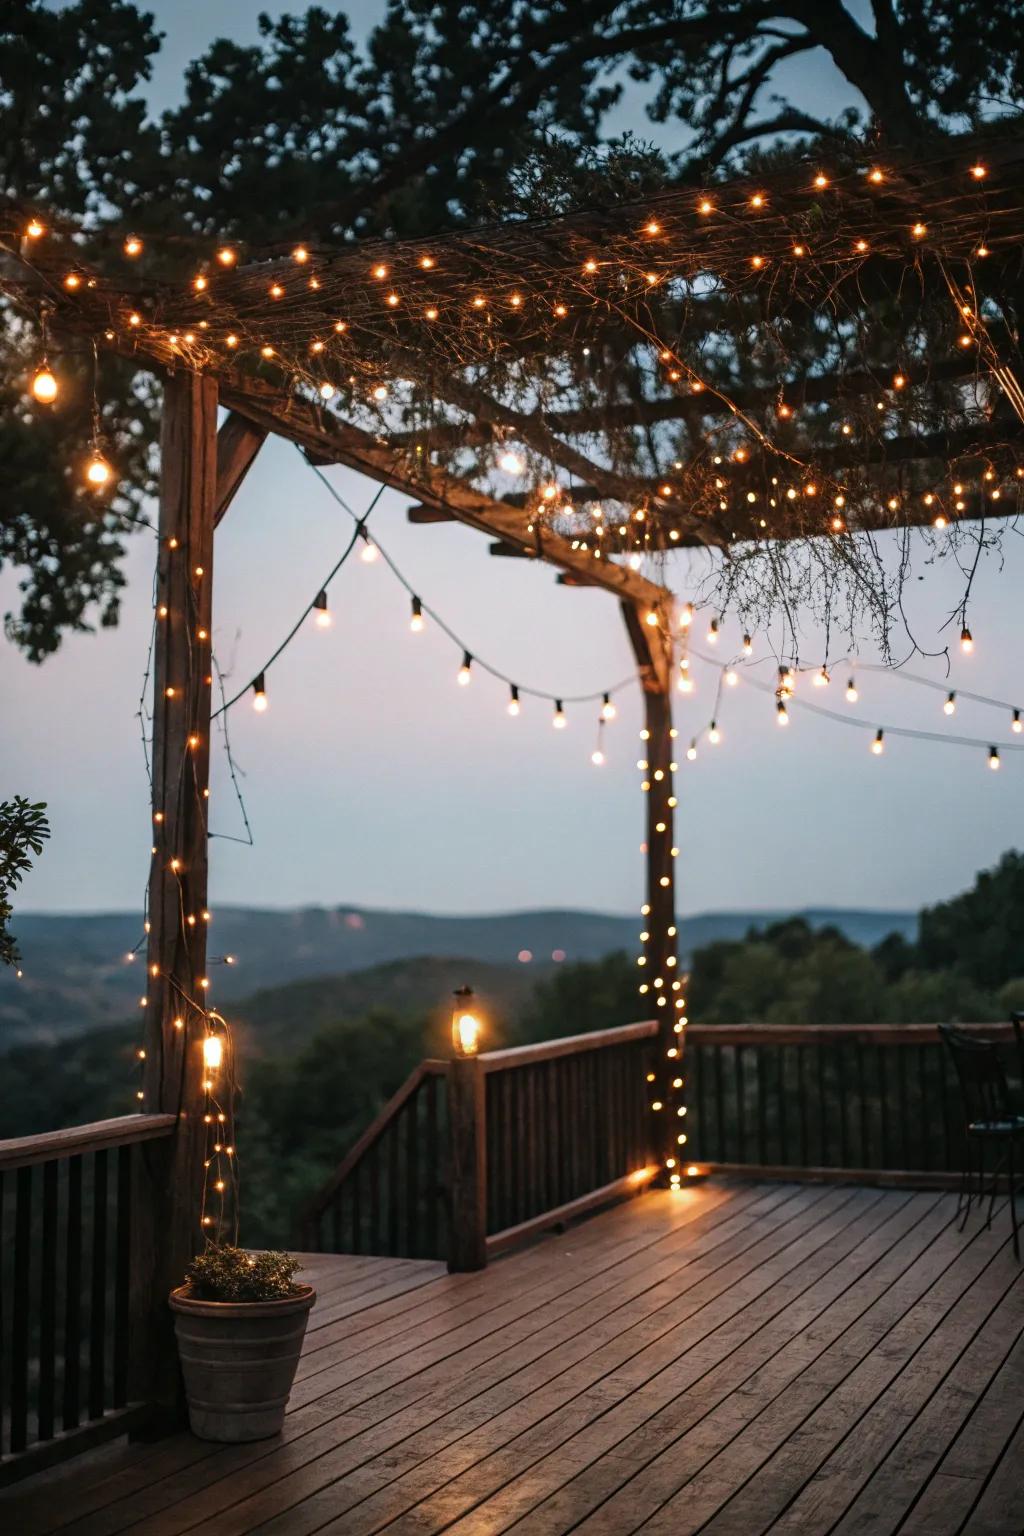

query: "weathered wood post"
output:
447 1054 487 1271
622 598 680 1178
139 371 220 1414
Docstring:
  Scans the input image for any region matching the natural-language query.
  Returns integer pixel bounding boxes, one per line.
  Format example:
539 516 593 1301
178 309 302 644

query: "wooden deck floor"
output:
5 1179 1024 1535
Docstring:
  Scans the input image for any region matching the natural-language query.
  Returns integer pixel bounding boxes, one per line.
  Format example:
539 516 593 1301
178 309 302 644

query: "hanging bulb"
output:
410 596 424 633
360 532 379 563
778 665 793 698
686 740 698 761
777 700 789 726
707 617 719 644
679 602 694 630
313 590 331 628
708 720 721 745
252 672 268 712
499 449 524 474
742 634 753 656
123 234 142 257
553 700 567 729
961 626 974 653
202 1035 223 1072
458 652 472 686
601 692 616 721
508 685 520 717
846 679 858 703
989 745 1001 771
871 729 884 755
944 691 956 716
591 744 605 766
1012 710 1022 734
32 366 58 403
724 668 738 687
677 664 694 694
813 666 830 688
85 452 112 488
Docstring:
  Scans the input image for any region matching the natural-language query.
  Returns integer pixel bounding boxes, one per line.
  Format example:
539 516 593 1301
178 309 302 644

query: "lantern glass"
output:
451 988 481 1056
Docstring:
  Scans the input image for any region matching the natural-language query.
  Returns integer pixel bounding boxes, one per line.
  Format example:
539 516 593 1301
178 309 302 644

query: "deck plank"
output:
3 1180 1020 1536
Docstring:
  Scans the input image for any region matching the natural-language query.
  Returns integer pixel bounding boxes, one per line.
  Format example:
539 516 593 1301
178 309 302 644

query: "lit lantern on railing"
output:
451 986 481 1056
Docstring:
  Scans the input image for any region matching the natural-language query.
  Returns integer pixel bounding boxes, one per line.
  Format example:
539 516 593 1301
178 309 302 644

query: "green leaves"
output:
184 1244 301 1302
0 796 50 967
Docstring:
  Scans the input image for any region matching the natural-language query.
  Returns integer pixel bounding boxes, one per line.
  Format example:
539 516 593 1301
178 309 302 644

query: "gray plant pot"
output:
169 1283 316 1442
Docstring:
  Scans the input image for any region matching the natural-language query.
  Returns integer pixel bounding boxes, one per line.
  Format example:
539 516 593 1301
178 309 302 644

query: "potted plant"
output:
170 1245 316 1442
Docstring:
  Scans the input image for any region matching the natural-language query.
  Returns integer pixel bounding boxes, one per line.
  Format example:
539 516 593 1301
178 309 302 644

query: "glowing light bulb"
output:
217 246 236 266
32 367 58 403
591 748 605 766
961 626 974 653
123 235 143 257
846 679 858 702
989 746 1001 771
313 590 331 628
814 666 830 688
410 596 424 633
872 729 884 755
360 537 379 563
507 685 520 716
202 1035 223 1072
252 672 268 712
679 603 694 630
724 668 738 687
499 450 524 474
1013 710 1022 734
686 740 697 761
708 721 721 745
553 701 567 729
707 618 719 644
777 700 789 726
602 693 616 721
458 653 472 686
319 382 336 399
944 691 956 716
85 453 111 488
372 384 388 402
742 634 753 656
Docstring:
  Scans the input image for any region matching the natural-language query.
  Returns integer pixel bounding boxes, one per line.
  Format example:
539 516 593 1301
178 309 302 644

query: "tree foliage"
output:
0 796 50 966
3 1 1023 656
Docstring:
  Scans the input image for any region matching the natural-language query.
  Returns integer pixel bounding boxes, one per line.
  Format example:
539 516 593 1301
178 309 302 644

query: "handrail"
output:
686 1022 1016 1047
0 1113 177 1172
297 1060 445 1237
479 1019 658 1072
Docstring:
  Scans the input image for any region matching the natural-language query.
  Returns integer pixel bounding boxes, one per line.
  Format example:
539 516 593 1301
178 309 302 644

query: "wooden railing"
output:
685 1022 1019 1185
0 1113 176 1486
299 1021 660 1267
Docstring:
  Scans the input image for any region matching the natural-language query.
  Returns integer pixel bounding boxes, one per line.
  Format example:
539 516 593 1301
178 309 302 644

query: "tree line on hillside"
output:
1 855 1022 1243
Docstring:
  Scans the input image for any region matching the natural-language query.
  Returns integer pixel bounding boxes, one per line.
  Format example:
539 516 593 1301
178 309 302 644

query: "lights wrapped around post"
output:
451 985 481 1056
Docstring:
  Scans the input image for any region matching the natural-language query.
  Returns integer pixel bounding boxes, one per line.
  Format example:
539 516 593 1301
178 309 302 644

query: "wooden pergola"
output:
8 126 1024 1415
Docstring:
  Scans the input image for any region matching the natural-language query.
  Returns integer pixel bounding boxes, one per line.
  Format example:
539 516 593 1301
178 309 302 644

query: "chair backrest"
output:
939 1024 1014 1126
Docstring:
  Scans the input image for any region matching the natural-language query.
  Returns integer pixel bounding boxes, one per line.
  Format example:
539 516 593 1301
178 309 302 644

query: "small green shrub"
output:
183 1245 302 1302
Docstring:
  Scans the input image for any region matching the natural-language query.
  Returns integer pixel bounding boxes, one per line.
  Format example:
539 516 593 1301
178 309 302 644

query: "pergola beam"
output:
216 376 674 609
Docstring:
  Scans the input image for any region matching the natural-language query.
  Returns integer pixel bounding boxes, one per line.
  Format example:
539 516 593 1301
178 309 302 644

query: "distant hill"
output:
0 904 916 1045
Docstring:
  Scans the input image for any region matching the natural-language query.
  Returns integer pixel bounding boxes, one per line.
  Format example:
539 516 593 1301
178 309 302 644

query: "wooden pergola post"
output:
139 372 220 1414
622 599 678 1176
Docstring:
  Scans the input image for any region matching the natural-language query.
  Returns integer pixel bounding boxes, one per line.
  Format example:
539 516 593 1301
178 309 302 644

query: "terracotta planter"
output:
169 1283 316 1442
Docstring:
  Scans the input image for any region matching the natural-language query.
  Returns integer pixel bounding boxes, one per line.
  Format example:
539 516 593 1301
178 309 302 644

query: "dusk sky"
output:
6 1 1023 920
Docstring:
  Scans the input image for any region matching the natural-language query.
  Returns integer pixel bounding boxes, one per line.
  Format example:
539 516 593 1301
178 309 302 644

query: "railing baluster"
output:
63 1153 83 1432
778 1047 789 1166
89 1148 108 1422
755 1050 766 1166
838 1044 849 1169
387 1113 400 1256
798 1047 808 1167
735 1046 746 1164
113 1145 131 1409
38 1159 59 1441
879 1043 891 1168
368 1142 381 1254
11 1165 32 1454
816 1044 827 1165
406 1086 419 1257
425 1072 439 1258
857 1042 868 1167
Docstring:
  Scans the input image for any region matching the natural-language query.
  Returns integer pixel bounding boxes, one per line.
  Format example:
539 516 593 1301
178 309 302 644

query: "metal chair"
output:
939 1016 1024 1259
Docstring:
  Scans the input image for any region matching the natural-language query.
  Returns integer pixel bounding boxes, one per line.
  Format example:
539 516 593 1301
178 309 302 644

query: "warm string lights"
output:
677 640 1024 768
6 138 1024 660
219 455 639 755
